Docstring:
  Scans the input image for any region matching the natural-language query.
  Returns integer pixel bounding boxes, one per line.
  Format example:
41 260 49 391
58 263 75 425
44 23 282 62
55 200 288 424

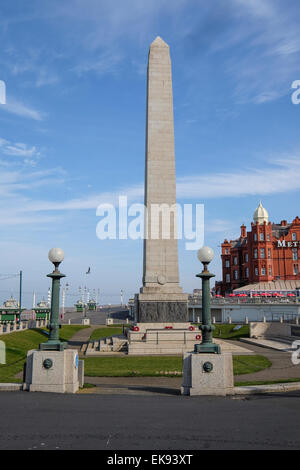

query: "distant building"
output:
216 202 300 295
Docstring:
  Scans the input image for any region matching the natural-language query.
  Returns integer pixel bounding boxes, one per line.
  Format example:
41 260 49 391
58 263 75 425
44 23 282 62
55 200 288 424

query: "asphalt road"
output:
62 306 130 325
1 391 300 450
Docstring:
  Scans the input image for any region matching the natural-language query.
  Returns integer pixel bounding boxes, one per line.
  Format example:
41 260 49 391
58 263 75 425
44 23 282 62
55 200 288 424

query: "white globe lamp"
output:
48 248 64 269
197 246 214 267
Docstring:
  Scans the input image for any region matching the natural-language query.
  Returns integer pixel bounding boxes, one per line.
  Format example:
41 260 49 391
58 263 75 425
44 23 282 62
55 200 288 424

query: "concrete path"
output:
240 336 298 352
67 326 100 351
232 341 300 383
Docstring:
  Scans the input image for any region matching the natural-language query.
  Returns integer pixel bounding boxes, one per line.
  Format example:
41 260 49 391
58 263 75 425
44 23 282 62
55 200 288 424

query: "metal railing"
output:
189 297 298 306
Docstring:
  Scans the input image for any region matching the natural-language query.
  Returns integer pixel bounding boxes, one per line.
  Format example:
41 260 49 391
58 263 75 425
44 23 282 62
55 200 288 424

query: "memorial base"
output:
135 292 189 323
24 349 79 394
181 351 234 396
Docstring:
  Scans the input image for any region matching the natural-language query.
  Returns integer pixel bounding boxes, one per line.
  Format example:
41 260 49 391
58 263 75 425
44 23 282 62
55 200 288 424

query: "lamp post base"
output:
24 348 80 394
39 341 67 351
181 351 234 396
194 343 221 354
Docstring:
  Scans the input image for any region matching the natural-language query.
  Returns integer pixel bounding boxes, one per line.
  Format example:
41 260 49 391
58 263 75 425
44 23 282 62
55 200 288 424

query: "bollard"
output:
263 316 266 323
280 317 283 323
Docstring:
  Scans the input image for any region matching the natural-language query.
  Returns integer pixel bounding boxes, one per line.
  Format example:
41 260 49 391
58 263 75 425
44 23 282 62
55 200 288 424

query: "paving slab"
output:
240 336 298 352
0 383 23 391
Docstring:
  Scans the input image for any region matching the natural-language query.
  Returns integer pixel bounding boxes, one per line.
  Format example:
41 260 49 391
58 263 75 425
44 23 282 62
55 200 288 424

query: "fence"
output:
0 319 48 336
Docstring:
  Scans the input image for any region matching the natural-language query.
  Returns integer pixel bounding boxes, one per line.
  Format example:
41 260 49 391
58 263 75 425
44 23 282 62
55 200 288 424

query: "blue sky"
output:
0 0 300 307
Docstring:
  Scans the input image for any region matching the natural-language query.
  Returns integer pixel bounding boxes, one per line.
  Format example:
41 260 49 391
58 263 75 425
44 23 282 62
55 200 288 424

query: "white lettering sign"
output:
277 239 299 248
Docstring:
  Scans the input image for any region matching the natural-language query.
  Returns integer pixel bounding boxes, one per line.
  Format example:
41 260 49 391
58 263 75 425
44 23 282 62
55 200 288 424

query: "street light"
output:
39 248 67 351
194 246 221 354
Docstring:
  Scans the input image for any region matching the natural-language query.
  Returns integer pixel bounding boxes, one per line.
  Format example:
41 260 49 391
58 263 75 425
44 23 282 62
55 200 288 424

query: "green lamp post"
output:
39 248 67 351
194 246 221 354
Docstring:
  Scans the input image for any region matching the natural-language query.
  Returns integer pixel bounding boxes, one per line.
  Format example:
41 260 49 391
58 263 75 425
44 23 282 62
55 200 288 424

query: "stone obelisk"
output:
136 36 188 322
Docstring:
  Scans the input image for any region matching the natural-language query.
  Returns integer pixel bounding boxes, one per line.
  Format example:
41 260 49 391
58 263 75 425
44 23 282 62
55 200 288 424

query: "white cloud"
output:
0 137 41 159
177 157 300 199
226 0 300 103
73 49 123 77
2 97 45 120
13 155 300 215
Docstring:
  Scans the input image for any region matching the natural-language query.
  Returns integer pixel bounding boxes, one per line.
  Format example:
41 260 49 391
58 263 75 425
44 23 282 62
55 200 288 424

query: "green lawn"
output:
212 324 250 339
233 355 271 375
0 325 87 383
191 323 250 340
83 354 271 378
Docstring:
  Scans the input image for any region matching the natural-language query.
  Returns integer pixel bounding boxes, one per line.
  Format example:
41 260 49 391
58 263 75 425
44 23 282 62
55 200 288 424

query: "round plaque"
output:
43 358 53 369
157 275 166 285
203 361 213 373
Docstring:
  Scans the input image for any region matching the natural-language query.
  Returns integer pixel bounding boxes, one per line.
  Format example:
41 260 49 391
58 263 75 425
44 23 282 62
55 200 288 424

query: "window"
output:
292 233 297 241
254 249 258 259
225 248 229 254
260 248 265 258
261 267 266 275
254 233 257 241
260 232 264 241
234 270 238 280
269 266 272 275
293 248 298 261
268 248 271 259
226 273 230 283
233 256 237 265
267 233 270 241
294 264 299 275
245 267 249 278
225 260 230 268
255 267 258 276
245 253 248 263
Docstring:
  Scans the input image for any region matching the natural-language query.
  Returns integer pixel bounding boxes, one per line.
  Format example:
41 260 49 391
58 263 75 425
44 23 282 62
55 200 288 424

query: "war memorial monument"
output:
129 37 234 395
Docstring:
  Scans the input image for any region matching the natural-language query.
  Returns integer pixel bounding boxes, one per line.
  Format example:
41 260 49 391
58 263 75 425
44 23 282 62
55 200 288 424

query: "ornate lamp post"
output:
40 248 67 351
194 246 221 354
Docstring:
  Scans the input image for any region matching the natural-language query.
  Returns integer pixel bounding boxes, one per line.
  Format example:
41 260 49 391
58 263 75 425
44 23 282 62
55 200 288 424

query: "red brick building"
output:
216 202 300 295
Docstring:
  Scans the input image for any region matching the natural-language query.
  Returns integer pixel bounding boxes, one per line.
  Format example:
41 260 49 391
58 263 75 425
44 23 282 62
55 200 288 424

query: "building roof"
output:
234 280 300 292
253 201 269 225
271 223 292 238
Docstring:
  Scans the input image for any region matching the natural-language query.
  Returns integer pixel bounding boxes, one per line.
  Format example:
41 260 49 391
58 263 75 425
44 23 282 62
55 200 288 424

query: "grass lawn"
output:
0 325 87 383
89 326 124 341
191 323 249 340
212 324 250 340
233 355 271 375
83 354 271 378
